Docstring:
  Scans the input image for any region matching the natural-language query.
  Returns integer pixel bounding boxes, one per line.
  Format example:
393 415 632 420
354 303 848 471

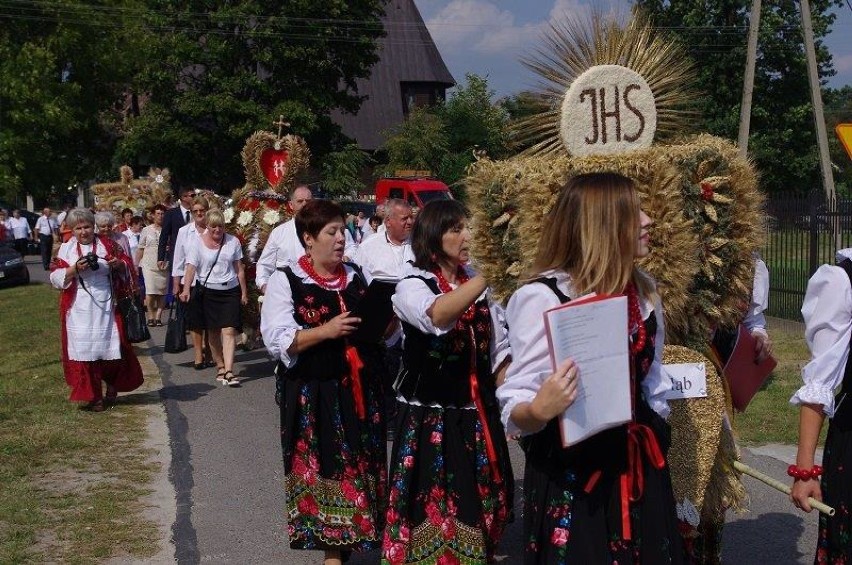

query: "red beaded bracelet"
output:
787 464 824 481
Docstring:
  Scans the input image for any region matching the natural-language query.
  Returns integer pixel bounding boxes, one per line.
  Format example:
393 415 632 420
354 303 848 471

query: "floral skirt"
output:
521 411 684 565
381 401 513 565
815 396 852 564
279 369 387 552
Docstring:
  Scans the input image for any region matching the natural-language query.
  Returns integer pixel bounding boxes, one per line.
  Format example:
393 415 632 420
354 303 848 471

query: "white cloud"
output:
834 53 852 74
424 0 592 56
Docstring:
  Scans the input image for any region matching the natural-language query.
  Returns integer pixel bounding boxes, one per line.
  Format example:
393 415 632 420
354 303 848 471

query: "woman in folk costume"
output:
49 208 143 412
260 199 387 565
497 173 683 564
382 199 513 565
790 248 852 563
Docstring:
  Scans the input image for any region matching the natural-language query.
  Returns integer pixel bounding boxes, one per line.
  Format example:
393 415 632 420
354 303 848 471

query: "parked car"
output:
375 176 452 208
0 243 30 287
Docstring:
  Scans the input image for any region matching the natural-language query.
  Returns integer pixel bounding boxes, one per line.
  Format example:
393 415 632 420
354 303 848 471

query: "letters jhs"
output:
579 84 645 145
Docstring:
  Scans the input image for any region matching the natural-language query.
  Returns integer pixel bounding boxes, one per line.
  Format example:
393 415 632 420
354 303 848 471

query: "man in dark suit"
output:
157 186 195 270
158 186 194 306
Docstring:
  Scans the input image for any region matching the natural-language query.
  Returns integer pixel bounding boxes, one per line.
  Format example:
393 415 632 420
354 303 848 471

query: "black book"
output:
350 279 398 343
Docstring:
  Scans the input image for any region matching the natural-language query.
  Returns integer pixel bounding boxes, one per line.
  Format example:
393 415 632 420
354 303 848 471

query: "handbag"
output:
118 294 151 343
164 300 188 353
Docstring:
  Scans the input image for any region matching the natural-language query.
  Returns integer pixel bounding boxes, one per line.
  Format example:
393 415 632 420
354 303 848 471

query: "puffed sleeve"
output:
489 293 511 372
790 264 852 416
49 241 75 290
260 270 301 369
640 292 671 420
392 276 454 335
497 282 562 437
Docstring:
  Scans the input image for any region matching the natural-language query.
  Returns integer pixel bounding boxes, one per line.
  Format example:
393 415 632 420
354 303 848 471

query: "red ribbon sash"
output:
467 327 502 484
620 422 666 540
344 344 366 420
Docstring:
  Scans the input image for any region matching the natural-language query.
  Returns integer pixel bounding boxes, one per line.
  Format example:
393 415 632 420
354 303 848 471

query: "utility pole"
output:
738 0 762 158
799 0 836 202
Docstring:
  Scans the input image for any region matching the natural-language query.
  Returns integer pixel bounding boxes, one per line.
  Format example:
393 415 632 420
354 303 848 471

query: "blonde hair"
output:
192 195 210 210
529 172 653 298
206 209 225 228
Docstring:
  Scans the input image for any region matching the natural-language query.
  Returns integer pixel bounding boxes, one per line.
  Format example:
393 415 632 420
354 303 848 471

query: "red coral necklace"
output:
298 255 347 291
432 265 476 323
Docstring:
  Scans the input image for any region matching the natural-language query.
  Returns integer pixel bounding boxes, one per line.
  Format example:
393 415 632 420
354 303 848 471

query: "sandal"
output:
147 319 156 327
155 320 163 327
216 369 227 383
223 370 239 387
194 362 205 371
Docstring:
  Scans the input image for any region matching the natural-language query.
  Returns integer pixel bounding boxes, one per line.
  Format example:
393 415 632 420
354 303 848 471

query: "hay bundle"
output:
91 166 172 214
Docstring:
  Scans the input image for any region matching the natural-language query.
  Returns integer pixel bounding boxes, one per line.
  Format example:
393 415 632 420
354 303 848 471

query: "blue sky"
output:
414 0 852 98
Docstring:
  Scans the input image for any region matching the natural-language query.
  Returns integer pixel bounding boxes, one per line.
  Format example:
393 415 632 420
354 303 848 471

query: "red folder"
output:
722 325 777 412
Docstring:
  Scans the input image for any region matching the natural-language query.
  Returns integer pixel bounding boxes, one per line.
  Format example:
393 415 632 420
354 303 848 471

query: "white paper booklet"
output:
544 294 631 447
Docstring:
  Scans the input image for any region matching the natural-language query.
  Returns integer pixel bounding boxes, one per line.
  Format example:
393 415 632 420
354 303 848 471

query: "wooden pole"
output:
738 0 762 158
799 0 836 202
733 460 835 516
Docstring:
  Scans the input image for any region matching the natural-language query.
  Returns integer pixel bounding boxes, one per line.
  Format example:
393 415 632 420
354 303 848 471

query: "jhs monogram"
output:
579 84 646 145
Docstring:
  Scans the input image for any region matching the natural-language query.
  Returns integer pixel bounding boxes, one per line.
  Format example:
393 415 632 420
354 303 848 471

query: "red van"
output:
374 177 452 208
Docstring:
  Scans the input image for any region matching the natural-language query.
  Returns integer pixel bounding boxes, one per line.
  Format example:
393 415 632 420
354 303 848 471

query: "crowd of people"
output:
10 170 849 563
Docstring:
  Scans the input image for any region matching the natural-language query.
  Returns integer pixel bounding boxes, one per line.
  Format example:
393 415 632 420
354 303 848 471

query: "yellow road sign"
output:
838 123 852 161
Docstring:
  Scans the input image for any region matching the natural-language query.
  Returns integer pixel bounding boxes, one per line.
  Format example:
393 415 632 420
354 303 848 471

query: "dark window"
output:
389 188 404 200
401 82 448 116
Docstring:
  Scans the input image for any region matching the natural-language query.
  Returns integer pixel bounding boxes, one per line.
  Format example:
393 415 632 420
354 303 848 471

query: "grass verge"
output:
0 283 161 564
731 319 826 446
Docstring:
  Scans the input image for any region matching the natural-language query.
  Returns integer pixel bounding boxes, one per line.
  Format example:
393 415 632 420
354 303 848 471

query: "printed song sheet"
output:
544 294 631 447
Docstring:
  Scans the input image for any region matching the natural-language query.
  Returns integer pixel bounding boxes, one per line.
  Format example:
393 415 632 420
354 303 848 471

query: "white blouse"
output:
790 248 852 417
185 234 243 289
391 265 511 374
261 262 373 370
172 223 206 283
497 269 670 438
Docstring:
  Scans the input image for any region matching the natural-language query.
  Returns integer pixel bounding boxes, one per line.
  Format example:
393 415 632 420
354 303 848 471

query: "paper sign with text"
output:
664 363 708 400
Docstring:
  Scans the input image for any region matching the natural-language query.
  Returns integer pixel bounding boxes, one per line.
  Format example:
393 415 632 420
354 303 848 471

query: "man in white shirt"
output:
34 207 58 270
8 209 31 256
352 198 414 438
352 198 414 280
255 187 360 293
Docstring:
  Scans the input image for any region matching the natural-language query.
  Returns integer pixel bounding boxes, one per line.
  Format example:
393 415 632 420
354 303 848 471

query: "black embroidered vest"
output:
278 264 368 381
520 277 661 475
396 275 496 408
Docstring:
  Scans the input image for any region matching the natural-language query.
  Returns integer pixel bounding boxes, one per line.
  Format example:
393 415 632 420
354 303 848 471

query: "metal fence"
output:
764 191 852 320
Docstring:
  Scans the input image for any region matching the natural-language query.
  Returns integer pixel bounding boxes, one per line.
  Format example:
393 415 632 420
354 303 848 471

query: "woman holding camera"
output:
49 208 143 412
136 204 169 326
179 209 248 386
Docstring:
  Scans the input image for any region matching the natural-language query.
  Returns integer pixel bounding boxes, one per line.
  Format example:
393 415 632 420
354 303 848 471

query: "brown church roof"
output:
332 0 455 151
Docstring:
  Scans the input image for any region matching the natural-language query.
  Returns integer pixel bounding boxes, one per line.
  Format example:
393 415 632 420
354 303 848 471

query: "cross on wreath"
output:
273 115 290 139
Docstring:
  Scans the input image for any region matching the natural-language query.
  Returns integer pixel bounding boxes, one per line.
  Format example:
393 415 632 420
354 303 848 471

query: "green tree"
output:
635 0 843 193
0 2 146 203
321 143 373 197
117 0 386 191
380 74 510 199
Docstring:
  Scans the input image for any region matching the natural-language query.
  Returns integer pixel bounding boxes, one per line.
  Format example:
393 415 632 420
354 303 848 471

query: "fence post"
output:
809 190 820 276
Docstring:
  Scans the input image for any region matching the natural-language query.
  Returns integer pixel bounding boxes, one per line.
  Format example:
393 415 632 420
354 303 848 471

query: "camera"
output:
81 252 100 271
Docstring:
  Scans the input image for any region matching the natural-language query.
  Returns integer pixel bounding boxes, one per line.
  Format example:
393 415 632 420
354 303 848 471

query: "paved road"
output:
27 256 822 564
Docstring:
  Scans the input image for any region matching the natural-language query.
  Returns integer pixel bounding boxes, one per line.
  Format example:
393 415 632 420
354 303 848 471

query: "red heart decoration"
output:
260 149 289 187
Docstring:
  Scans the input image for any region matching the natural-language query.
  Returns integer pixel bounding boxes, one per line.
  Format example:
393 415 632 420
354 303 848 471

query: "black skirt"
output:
382 400 514 564
520 402 684 565
187 285 242 331
814 394 852 563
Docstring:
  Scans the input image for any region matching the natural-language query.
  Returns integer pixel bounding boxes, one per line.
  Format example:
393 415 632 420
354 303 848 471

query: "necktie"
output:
185 210 190 224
